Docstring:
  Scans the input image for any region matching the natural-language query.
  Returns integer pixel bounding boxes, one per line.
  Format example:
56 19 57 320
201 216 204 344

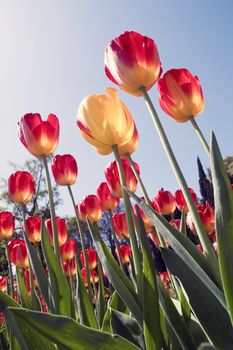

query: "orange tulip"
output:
80 248 98 270
8 171 35 204
158 68 204 122
19 113 59 158
105 31 162 96
23 217 41 243
153 189 176 216
118 122 139 156
77 87 136 155
77 195 102 223
96 182 119 211
45 217 68 247
0 212 14 240
52 154 78 186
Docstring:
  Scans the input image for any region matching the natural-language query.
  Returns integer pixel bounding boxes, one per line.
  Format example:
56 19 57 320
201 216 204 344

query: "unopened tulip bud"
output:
45 217 68 247
52 154 78 186
80 248 98 270
60 239 77 261
96 182 119 211
23 217 41 243
0 212 14 240
112 212 129 240
8 239 28 269
8 171 35 204
174 188 197 214
77 195 102 223
154 189 176 216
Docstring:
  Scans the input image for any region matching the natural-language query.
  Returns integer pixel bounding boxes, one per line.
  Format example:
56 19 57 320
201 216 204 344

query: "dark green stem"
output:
108 209 124 270
5 239 14 298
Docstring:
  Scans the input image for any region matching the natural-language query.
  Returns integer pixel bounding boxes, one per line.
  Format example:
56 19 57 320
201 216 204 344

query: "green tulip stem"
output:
139 86 220 283
67 185 92 300
5 239 14 298
68 262 74 302
189 116 210 156
41 156 60 262
112 144 142 295
108 209 124 271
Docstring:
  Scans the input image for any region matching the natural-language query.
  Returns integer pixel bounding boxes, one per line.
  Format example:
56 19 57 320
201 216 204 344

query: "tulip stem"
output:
5 239 14 298
189 116 210 156
108 210 124 271
41 156 60 262
67 185 92 300
112 144 142 296
139 86 221 286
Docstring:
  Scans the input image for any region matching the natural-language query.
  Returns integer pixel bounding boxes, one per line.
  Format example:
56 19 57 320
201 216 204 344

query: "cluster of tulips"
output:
0 30 232 350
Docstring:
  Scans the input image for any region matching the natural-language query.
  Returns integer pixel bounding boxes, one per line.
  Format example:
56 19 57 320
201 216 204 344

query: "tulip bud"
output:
158 68 204 122
23 217 41 243
115 245 132 264
153 189 176 216
169 219 181 230
134 198 154 233
0 212 14 240
24 268 38 293
81 268 99 287
118 123 139 156
18 113 59 158
8 239 28 269
174 188 197 214
80 248 98 270
96 182 119 211
159 271 170 290
8 171 35 204
63 259 76 276
112 212 129 240
60 239 77 261
77 195 102 223
105 31 162 96
51 154 78 186
105 159 139 198
45 217 68 247
0 276 7 292
187 203 215 234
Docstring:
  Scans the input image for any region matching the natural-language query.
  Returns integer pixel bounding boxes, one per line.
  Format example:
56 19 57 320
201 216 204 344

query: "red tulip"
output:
0 212 14 239
24 268 38 293
115 245 132 264
134 198 154 233
77 195 102 223
63 259 76 276
8 171 35 204
159 271 170 290
51 154 78 186
187 203 215 234
81 268 99 287
154 189 176 216
174 188 197 214
169 219 181 230
45 217 68 247
60 239 77 261
0 276 7 292
8 239 28 269
80 248 97 270
105 159 139 198
23 217 41 243
96 182 119 211
158 68 204 122
105 31 162 96
112 212 129 240
18 113 59 158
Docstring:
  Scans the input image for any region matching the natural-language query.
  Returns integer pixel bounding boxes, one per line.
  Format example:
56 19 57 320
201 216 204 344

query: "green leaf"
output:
127 190 225 308
10 308 141 350
110 309 145 349
180 209 187 236
96 262 106 328
136 206 161 350
16 268 32 309
41 221 72 317
87 219 143 328
210 132 233 325
102 291 127 333
162 248 233 349
76 256 98 329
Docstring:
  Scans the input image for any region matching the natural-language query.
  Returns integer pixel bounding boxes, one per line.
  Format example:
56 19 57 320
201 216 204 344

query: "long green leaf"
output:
16 268 32 309
10 308 140 350
96 261 106 328
41 221 72 317
87 219 143 328
210 132 233 325
102 291 127 333
162 248 233 349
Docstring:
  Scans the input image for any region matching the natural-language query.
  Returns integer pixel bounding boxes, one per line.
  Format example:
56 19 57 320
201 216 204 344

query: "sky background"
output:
0 0 232 216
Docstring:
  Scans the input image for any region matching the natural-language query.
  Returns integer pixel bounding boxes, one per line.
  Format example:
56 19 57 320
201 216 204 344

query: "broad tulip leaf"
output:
96 262 106 328
110 309 145 349
87 219 143 328
136 207 161 350
16 268 32 309
127 190 225 308
41 222 72 317
10 308 140 350
210 132 233 324
162 248 233 349
102 291 127 333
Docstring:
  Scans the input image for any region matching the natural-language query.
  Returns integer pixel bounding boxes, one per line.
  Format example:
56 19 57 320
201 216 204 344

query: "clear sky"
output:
0 0 232 215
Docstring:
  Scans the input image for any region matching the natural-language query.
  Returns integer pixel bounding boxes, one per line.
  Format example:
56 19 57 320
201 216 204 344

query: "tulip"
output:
18 113 59 158
115 245 132 264
134 198 154 233
159 271 170 290
77 87 136 155
0 276 7 292
77 195 102 223
45 217 68 247
81 268 99 287
112 212 129 240
117 123 139 156
154 189 176 216
51 154 78 186
8 171 35 204
169 219 181 230
63 259 76 276
8 239 28 269
148 233 160 246
80 248 97 270
157 68 204 123
174 188 197 214
23 217 41 243
105 159 139 198
0 212 15 240
60 239 77 261
24 268 38 293
105 31 162 96
96 182 119 211
187 203 215 234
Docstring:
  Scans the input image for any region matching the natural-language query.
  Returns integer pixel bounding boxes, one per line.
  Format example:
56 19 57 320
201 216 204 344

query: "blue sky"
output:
0 0 232 215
